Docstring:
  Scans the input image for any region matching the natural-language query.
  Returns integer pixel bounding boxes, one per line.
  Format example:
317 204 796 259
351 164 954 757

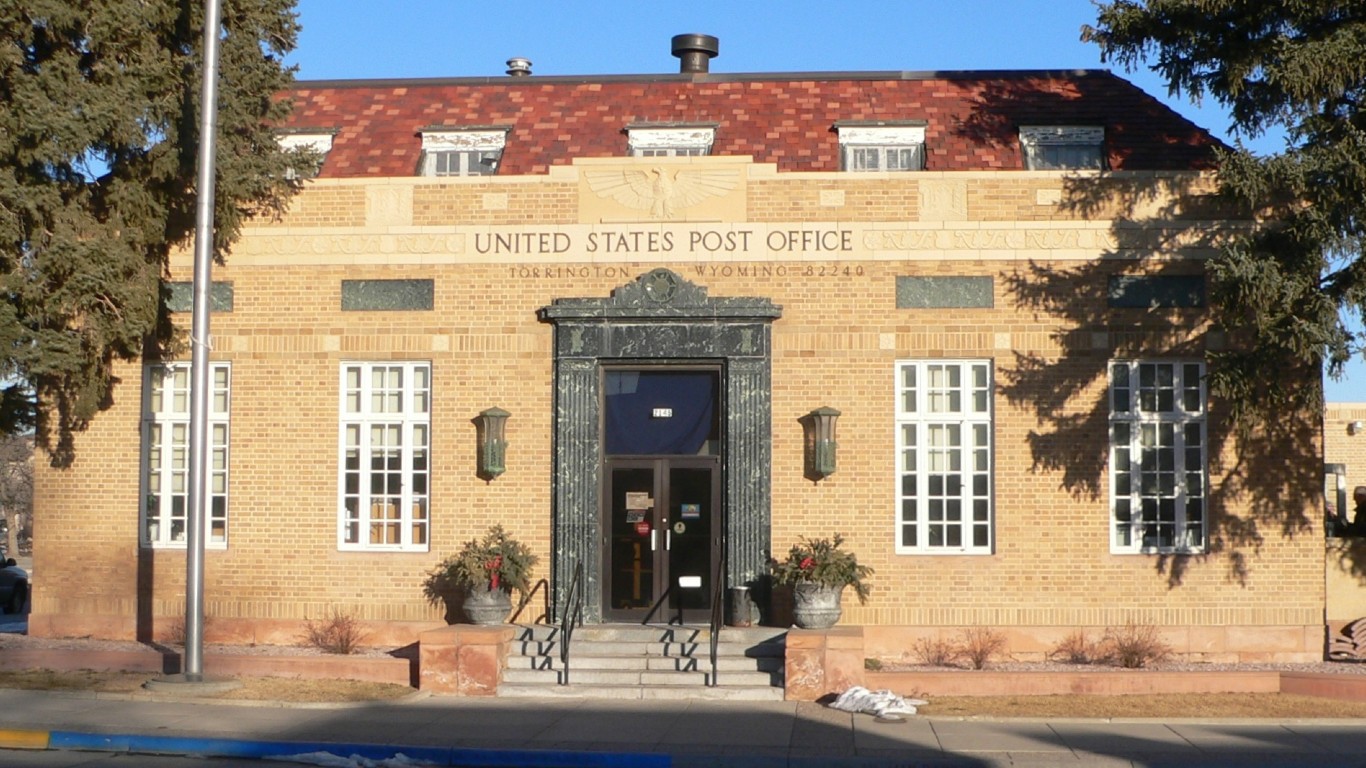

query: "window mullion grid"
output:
369 366 394 550
341 418 364 548
400 419 419 549
369 418 403 549
208 408 229 545
147 417 176 545
897 361 991 555
340 364 368 549
339 362 429 552
897 419 918 551
145 363 229 548
401 363 429 549
1110 361 1205 554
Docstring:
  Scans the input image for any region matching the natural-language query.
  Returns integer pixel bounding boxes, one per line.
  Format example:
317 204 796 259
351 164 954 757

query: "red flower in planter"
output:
486 555 503 590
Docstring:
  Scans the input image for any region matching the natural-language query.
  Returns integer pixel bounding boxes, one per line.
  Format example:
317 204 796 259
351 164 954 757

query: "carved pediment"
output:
539 268 781 322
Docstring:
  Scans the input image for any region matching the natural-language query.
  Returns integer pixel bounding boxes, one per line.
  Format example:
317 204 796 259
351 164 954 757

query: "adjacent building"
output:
33 36 1331 662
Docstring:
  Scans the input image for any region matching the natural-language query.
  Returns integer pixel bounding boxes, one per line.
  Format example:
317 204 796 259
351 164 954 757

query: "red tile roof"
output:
280 70 1221 178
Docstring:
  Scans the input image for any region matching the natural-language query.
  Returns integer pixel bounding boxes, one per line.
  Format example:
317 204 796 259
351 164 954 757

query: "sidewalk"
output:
0 687 1364 767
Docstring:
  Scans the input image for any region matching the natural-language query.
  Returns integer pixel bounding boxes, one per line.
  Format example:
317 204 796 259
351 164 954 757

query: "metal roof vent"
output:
671 34 718 73
506 57 532 77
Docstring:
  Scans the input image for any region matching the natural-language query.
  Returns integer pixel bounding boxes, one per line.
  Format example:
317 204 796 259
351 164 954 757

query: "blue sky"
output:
286 0 1363 401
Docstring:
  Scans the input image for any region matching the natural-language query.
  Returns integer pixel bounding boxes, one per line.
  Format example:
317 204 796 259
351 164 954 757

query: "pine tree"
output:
0 1 310 463
1086 1 1366 430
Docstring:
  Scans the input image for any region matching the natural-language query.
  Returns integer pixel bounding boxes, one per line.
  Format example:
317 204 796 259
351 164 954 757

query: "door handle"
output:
651 530 657 551
666 529 672 550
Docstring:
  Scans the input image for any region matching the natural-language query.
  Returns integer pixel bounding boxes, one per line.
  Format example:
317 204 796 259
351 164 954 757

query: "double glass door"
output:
605 458 719 622
601 367 721 623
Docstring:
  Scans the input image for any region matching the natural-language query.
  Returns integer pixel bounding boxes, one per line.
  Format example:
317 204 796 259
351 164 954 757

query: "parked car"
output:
0 557 27 614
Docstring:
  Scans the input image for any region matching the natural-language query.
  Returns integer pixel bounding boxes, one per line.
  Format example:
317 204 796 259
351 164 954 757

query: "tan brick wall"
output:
412 182 578 226
274 185 367 228
1324 403 1366 627
32 163 1323 656
1326 404 1366 493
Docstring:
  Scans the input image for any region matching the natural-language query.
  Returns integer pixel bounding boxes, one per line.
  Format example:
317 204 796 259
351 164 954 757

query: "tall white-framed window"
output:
141 363 230 548
339 362 430 551
837 124 927 172
627 126 715 157
1020 125 1105 170
1109 360 1207 553
895 360 993 554
418 127 507 177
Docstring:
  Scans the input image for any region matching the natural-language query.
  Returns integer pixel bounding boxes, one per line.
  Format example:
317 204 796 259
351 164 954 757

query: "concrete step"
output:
646 655 783 673
513 623 788 645
514 624 701 643
509 654 645 671
499 623 788 700
509 653 783 673
515 639 649 657
515 639 785 659
504 667 780 687
497 682 787 701
708 640 786 658
502 669 690 686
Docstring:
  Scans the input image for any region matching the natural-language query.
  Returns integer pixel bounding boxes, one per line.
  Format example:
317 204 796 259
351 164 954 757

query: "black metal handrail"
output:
708 552 725 687
509 577 550 624
559 562 584 685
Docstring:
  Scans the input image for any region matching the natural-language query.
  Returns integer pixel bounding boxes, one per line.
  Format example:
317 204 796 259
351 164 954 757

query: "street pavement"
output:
0 687 1364 767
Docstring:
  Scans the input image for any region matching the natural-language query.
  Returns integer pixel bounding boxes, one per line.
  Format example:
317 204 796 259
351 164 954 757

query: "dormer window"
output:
419 127 509 177
627 125 715 157
837 123 926 172
1020 126 1104 170
277 130 335 178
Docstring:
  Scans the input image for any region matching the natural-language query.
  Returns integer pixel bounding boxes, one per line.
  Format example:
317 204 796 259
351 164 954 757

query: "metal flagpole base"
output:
143 673 242 696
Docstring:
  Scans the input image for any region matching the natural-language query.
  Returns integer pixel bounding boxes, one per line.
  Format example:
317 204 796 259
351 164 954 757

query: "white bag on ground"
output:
830 685 927 717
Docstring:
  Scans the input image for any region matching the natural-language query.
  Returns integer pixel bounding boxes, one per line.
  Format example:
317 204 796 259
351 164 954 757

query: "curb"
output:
0 728 673 768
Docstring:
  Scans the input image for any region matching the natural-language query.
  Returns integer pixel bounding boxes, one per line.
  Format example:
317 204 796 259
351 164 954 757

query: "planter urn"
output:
792 583 844 629
462 585 513 625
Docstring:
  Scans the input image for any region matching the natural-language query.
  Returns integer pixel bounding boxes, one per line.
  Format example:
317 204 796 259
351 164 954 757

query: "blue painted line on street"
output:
440 747 671 767
47 729 673 768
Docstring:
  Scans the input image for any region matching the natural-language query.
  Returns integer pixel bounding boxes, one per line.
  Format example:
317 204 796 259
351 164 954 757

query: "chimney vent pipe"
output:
671 34 719 73
506 57 532 77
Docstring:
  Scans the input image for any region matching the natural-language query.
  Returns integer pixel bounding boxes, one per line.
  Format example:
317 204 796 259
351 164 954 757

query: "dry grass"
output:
920 692 1366 719
0 669 412 703
220 677 414 703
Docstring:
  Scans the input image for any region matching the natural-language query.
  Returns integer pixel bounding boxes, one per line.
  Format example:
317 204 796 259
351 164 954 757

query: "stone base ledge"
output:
865 669 1366 701
1280 672 1366 702
867 669 1283 697
418 624 515 696
785 626 865 701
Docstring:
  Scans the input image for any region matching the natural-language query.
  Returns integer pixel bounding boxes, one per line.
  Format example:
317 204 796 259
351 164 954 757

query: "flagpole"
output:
184 0 223 681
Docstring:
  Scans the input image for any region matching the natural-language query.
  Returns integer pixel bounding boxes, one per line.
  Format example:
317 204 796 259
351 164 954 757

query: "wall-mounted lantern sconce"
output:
803 406 841 481
1351 420 1364 436
476 407 510 479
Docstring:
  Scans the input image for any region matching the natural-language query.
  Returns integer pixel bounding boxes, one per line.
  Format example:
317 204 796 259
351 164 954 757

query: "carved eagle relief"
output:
584 167 739 219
